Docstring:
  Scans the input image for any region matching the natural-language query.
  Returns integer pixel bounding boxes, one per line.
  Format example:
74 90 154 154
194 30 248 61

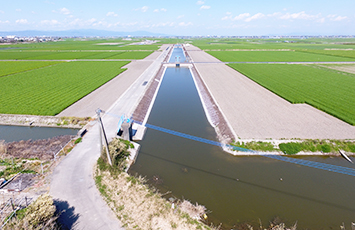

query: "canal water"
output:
0 125 78 142
129 47 355 229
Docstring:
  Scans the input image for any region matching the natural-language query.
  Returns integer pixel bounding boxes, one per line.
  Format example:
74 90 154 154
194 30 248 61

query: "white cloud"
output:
178 22 193 26
153 8 167 13
135 6 149 12
200 5 211 10
0 20 10 24
226 12 231 15
65 18 100 27
41 19 60 25
151 22 174 27
234 13 250 20
196 1 205 5
106 12 118 17
59 7 71 15
327 14 348 21
221 15 231 20
279 11 319 20
16 9 21 12
0 10 4 14
245 13 264 22
177 15 185 19
317 18 325 23
88 18 97 24
15 19 28 24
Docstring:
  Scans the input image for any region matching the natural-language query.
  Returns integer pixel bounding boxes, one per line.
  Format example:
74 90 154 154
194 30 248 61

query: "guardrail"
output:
0 196 33 228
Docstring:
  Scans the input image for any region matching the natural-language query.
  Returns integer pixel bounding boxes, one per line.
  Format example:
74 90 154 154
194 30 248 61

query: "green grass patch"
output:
279 142 302 155
232 141 276 151
74 137 82 144
0 61 129 115
0 61 63 77
229 64 355 125
231 139 355 154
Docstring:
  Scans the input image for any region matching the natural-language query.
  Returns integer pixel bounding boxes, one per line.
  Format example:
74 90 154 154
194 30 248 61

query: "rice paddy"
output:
0 61 129 115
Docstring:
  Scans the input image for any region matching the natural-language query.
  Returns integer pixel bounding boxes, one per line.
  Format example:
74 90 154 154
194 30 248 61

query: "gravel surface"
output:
185 45 355 139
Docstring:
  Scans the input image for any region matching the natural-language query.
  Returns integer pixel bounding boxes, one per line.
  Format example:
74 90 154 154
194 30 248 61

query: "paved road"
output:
50 45 171 229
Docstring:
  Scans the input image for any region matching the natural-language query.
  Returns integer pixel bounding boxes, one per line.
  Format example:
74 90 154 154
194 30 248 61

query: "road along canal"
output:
128 46 355 229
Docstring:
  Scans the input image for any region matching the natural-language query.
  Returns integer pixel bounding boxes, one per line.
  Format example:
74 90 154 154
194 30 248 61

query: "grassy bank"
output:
94 138 214 230
232 139 355 155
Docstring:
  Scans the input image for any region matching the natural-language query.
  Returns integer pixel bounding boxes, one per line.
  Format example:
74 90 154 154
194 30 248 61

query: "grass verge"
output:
232 139 355 155
95 138 215 230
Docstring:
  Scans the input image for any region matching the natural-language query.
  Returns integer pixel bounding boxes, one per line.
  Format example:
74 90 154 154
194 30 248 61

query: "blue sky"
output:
0 0 354 35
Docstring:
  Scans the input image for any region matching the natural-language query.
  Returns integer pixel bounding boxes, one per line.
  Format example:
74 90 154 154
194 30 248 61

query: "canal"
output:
128 47 355 229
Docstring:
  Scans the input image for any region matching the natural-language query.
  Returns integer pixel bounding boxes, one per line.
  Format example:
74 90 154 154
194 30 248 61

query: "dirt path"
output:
185 45 355 139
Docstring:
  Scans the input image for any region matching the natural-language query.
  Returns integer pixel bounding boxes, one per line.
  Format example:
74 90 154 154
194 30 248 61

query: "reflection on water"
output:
0 125 78 142
129 49 355 229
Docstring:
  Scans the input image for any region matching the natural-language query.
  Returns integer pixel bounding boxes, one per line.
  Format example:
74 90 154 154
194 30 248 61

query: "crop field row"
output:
0 61 129 115
207 50 355 62
0 61 63 77
228 64 355 125
0 51 153 60
192 38 355 51
0 40 161 51
300 49 355 59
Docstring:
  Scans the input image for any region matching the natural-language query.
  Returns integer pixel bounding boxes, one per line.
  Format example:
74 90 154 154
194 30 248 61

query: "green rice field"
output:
0 61 63 77
0 50 153 60
0 39 161 51
229 64 355 125
207 50 355 62
0 39 162 116
0 61 129 115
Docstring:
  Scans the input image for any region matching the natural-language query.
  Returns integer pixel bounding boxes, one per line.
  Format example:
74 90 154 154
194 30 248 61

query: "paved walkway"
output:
185 44 355 139
50 44 171 229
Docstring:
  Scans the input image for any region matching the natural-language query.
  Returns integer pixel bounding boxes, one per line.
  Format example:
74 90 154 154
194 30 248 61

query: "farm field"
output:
192 38 355 51
321 64 355 74
0 39 161 51
207 50 355 62
0 50 153 60
0 39 163 116
0 61 129 115
228 63 355 125
0 61 63 77
299 49 355 59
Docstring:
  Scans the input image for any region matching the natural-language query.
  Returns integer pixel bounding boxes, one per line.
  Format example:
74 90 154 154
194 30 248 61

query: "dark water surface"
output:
0 125 78 142
129 49 355 229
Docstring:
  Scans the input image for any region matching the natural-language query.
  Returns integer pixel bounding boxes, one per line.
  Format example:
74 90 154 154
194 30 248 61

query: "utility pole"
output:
96 109 112 166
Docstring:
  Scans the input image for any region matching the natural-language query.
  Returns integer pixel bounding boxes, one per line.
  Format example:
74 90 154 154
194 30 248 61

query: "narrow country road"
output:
50 45 171 229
